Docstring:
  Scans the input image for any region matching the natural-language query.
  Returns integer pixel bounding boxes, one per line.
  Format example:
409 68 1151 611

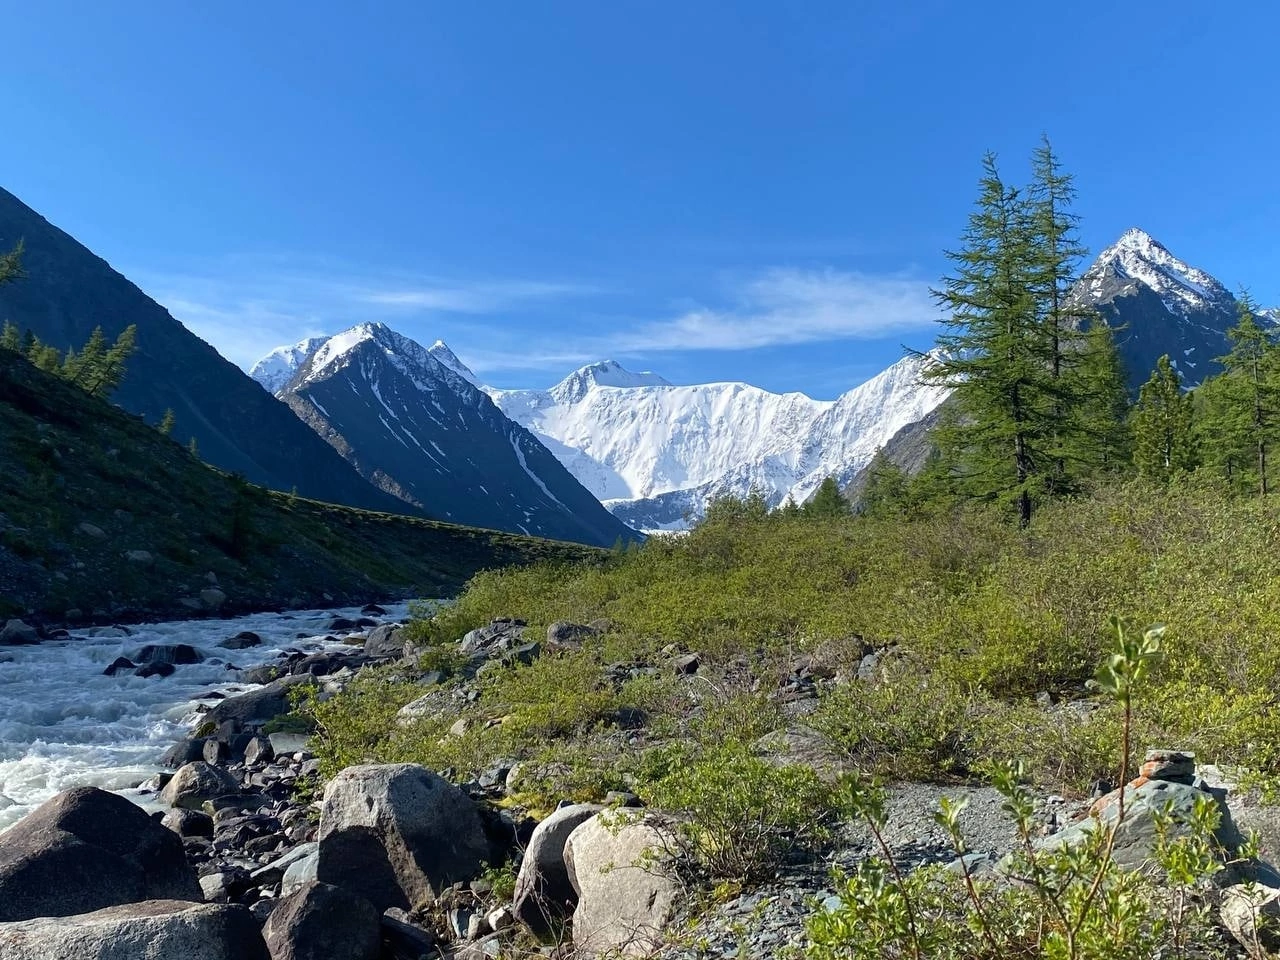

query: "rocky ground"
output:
0 609 1277 959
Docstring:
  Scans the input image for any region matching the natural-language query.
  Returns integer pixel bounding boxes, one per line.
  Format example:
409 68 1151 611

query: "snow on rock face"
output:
427 340 480 386
1084 227 1233 317
252 324 639 548
489 353 950 528
249 336 327 394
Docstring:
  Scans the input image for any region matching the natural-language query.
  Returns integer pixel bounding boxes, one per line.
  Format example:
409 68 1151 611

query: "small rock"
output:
1221 883 1280 953
124 550 153 565
671 653 701 675
102 656 136 676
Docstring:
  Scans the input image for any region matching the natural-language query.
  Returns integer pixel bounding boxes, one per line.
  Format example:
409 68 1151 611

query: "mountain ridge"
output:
0 187 406 514
259 323 640 547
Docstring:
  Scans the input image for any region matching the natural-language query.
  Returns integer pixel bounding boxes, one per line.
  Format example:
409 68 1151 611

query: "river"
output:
0 601 410 831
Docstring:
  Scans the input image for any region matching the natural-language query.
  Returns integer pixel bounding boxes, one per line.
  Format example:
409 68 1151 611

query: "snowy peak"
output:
249 335 327 394
253 323 472 396
550 360 672 404
492 349 951 529
427 340 480 386
1086 227 1232 317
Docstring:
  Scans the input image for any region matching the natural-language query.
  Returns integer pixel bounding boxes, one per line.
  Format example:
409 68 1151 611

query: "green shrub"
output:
638 740 855 882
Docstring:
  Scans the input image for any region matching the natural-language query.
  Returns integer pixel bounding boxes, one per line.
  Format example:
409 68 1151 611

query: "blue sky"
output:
3 2 1278 398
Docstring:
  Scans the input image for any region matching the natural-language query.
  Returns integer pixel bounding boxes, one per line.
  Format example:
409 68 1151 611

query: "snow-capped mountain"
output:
252 323 639 547
1072 227 1241 387
489 352 950 530
250 337 329 394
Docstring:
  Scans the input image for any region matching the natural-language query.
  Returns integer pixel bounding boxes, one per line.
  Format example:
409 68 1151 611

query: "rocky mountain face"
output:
1073 227 1243 388
254 324 639 548
489 353 951 530
0 187 403 512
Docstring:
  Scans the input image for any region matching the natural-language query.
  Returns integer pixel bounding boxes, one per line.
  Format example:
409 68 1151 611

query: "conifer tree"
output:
0 320 19 352
0 241 23 286
158 408 176 436
924 154 1051 527
857 451 913 518
1132 355 1194 483
1218 291 1279 495
804 476 851 518
1025 137 1099 490
1067 322 1133 476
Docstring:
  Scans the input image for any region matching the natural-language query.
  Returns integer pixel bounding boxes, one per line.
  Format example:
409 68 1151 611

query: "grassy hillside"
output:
0 349 598 621
312 478 1280 802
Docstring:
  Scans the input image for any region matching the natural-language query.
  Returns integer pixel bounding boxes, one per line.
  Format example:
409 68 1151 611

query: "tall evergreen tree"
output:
1219 291 1279 495
1131 355 1194 483
1066 322 1133 476
1025 137 1098 490
804 476 852 518
0 241 23 286
158 408 177 436
0 320 20 352
924 154 1052 527
856 451 913 518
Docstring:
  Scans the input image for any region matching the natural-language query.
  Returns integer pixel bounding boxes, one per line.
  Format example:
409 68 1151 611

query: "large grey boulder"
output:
261 885 376 960
317 763 489 913
564 813 679 958
1033 758 1241 871
0 786 201 921
160 761 241 811
0 619 38 645
205 675 315 733
512 803 602 938
0 899 268 959
362 624 405 658
262 881 381 960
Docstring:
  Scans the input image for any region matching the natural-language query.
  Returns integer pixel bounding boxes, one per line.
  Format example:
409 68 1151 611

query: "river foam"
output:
0 602 409 831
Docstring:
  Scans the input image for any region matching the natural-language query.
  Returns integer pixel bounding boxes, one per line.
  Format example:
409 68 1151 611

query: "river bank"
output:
0 601 410 831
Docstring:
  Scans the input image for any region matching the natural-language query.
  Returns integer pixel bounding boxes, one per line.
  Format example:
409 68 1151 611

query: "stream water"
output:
0 601 409 831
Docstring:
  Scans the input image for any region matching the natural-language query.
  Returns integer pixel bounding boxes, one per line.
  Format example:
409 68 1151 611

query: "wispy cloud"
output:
128 258 596 370
129 255 936 385
614 268 936 353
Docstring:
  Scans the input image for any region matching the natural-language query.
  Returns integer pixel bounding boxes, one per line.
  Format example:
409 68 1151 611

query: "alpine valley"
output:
252 227 1268 533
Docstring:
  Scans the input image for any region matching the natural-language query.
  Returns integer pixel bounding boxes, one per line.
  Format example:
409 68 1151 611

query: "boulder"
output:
512 803 602 938
161 808 214 839
244 735 274 767
161 737 209 768
0 786 201 921
564 813 679 957
251 842 318 888
133 644 204 666
1034 760 1241 870
137 662 176 679
281 846 320 896
363 624 405 658
123 549 153 565
0 619 38 645
76 521 106 539
460 618 527 656
200 588 227 610
0 899 268 959
102 656 136 676
1221 883 1280 954
317 763 489 913
262 881 381 960
221 631 262 650
546 621 599 646
204 675 314 732
160 762 241 811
